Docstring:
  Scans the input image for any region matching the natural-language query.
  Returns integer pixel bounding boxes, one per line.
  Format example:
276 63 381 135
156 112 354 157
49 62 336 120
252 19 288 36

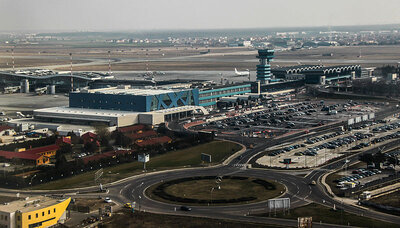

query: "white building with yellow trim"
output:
0 196 70 228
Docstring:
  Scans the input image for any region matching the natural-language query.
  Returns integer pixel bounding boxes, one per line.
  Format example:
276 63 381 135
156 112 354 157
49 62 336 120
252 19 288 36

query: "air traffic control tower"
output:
256 49 275 84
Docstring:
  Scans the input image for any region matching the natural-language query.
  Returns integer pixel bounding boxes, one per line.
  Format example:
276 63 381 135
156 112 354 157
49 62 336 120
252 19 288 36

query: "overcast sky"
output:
1 0 400 32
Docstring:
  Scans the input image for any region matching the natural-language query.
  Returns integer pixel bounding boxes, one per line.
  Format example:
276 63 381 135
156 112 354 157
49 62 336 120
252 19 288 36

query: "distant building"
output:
361 67 375 78
0 196 70 228
304 65 361 84
272 65 323 79
285 74 305 81
240 41 252 47
0 125 14 136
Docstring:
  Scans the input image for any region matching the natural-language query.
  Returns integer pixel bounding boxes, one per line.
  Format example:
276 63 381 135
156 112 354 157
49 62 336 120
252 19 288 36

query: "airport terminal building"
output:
18 86 208 132
69 86 200 112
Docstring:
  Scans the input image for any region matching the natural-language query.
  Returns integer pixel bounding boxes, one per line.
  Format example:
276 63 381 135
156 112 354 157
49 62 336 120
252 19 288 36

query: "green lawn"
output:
256 203 398 228
147 177 285 205
31 140 242 190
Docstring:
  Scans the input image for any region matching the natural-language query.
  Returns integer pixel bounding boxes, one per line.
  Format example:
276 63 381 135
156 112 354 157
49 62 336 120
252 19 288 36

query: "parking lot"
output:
335 168 388 190
191 99 383 141
255 117 400 168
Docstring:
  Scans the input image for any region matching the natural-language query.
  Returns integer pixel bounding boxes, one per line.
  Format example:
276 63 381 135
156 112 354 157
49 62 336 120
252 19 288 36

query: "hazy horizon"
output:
1 0 400 32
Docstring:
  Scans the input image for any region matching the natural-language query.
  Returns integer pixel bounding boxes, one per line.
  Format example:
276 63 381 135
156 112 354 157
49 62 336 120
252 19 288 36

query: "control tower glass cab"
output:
256 49 275 84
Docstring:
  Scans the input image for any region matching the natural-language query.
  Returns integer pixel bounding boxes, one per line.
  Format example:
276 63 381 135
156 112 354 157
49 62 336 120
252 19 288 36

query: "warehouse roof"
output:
0 150 42 161
0 196 70 213
34 106 139 117
75 87 190 96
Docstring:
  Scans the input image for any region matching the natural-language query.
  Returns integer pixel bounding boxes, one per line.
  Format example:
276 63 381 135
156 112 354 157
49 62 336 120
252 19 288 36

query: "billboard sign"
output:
201 153 212 163
268 198 290 211
138 154 150 163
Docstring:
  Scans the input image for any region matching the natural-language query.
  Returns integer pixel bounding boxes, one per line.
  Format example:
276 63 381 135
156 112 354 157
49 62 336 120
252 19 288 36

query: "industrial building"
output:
0 196 70 228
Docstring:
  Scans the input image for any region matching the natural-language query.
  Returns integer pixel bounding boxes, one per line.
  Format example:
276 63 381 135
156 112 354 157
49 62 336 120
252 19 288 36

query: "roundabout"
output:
145 176 285 205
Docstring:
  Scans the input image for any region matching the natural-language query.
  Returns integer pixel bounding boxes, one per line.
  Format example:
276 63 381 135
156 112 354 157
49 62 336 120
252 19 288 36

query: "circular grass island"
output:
146 176 285 206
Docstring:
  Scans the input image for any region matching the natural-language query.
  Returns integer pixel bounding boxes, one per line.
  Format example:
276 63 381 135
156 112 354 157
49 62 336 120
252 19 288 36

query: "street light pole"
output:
29 174 37 186
210 187 214 206
138 195 141 212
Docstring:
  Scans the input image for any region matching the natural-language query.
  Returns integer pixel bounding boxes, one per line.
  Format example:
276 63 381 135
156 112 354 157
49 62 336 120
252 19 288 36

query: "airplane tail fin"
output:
234 68 238 73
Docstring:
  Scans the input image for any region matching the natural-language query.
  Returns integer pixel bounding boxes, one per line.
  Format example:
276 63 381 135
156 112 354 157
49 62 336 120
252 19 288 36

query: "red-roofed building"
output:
0 144 59 166
23 144 59 155
127 130 157 141
56 136 72 145
81 132 98 144
0 150 48 166
118 125 148 134
135 136 172 147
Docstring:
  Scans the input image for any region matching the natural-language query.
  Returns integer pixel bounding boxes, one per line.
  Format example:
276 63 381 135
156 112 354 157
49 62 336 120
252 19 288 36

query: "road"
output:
139 108 400 226
104 135 400 227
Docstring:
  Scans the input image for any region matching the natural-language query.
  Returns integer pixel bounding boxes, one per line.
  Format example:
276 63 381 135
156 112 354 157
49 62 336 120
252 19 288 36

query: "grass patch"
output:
369 191 400 208
100 210 286 228
31 141 242 190
325 173 343 196
254 203 398 228
146 176 285 205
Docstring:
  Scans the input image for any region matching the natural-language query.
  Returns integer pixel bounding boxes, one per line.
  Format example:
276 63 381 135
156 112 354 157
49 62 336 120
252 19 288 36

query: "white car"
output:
104 197 112 203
